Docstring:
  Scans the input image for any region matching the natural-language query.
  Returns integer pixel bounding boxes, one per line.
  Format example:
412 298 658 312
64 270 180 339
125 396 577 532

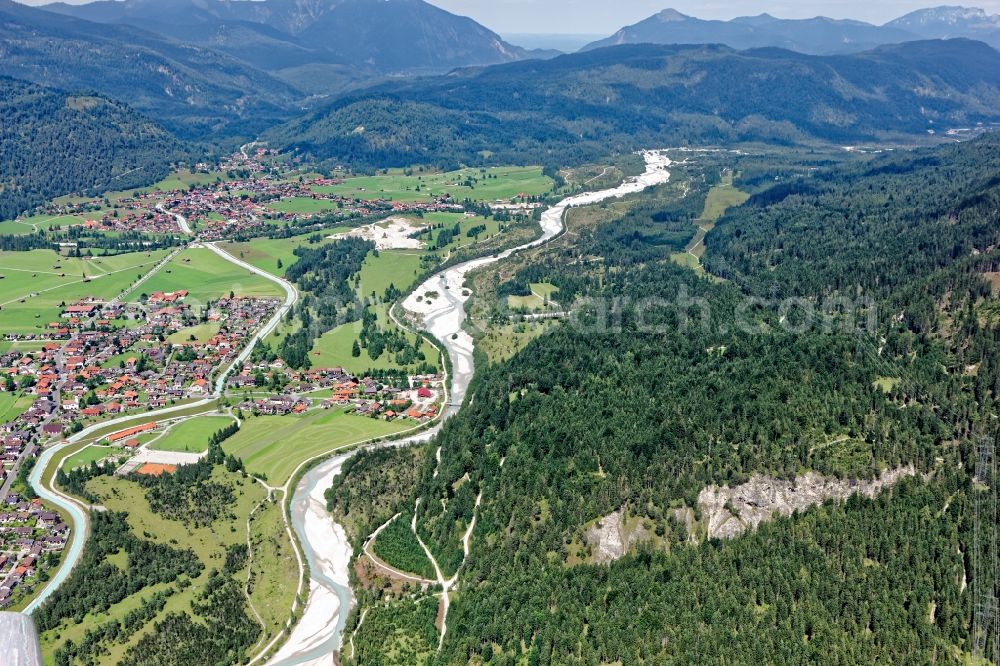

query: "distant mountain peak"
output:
886 5 1000 46
584 5 1000 54
655 8 688 22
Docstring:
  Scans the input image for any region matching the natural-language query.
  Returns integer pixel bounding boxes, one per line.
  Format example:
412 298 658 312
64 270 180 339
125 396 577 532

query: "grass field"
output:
0 249 171 334
671 172 748 274
166 323 222 344
0 213 90 235
415 213 503 255
357 250 425 301
148 415 235 453
247 497 298 641
133 247 283 306
313 166 552 203
478 320 559 365
222 230 351 279
265 197 340 215
309 321 438 374
61 444 118 472
0 339 50 354
148 169 226 192
0 391 34 424
700 172 751 222
222 408 411 485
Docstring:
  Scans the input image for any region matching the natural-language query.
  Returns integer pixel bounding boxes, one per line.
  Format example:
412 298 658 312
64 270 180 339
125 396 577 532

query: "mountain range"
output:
266 39 1000 169
584 6 1000 53
43 0 546 77
0 0 301 139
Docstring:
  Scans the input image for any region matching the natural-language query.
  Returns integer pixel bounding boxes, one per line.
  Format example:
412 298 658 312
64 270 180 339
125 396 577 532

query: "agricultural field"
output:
133 247 283 306
312 166 552 203
0 391 35 424
166 322 222 344
148 415 236 453
0 248 171 334
265 197 341 215
0 339 50 354
0 214 90 235
222 407 412 485
356 249 425 301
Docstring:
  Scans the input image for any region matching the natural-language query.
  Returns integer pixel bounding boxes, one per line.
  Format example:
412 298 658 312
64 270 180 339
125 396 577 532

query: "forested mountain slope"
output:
706 136 1000 305
0 0 300 139
267 40 1000 169
0 76 187 220
344 136 1000 663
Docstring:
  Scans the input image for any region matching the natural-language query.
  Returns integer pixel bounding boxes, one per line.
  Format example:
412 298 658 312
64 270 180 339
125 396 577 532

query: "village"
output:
0 496 67 609
3 289 278 452
25 148 470 242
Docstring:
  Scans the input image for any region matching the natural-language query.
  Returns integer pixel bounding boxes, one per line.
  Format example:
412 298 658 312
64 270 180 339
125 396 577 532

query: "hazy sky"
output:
428 1 1000 34
14 0 1000 35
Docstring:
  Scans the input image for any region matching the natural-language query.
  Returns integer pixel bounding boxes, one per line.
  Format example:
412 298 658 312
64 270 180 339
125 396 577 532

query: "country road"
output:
24 207 298 617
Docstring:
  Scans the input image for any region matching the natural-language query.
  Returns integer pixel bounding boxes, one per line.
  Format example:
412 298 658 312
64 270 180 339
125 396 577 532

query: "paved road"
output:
23 209 298 616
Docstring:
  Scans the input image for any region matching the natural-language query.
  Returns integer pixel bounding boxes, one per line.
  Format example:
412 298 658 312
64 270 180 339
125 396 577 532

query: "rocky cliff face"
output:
698 466 917 540
581 466 918 565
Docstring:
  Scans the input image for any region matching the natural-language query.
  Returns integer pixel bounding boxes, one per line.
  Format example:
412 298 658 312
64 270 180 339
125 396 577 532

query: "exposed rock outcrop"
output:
584 510 649 564
698 466 917 540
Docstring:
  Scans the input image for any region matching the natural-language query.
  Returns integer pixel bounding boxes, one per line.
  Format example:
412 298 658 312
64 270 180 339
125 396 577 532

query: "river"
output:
269 150 672 665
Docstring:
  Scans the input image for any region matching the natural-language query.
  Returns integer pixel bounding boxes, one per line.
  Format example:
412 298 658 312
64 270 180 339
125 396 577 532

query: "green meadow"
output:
39 467 291 664
222 408 411 485
308 321 438 374
312 166 552 203
265 197 341 215
0 392 35 424
357 249 425 301
149 415 236 453
0 249 171 334
133 247 283 305
61 445 118 472
222 229 351 279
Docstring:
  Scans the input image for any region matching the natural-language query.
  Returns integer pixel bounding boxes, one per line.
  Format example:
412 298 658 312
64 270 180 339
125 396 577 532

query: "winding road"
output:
22 208 297 616
269 150 673 665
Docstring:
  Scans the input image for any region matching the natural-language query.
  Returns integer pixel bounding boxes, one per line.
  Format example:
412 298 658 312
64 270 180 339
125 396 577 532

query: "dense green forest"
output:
0 76 187 219
343 135 1000 663
268 40 1000 170
34 512 202 632
326 445 427 547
